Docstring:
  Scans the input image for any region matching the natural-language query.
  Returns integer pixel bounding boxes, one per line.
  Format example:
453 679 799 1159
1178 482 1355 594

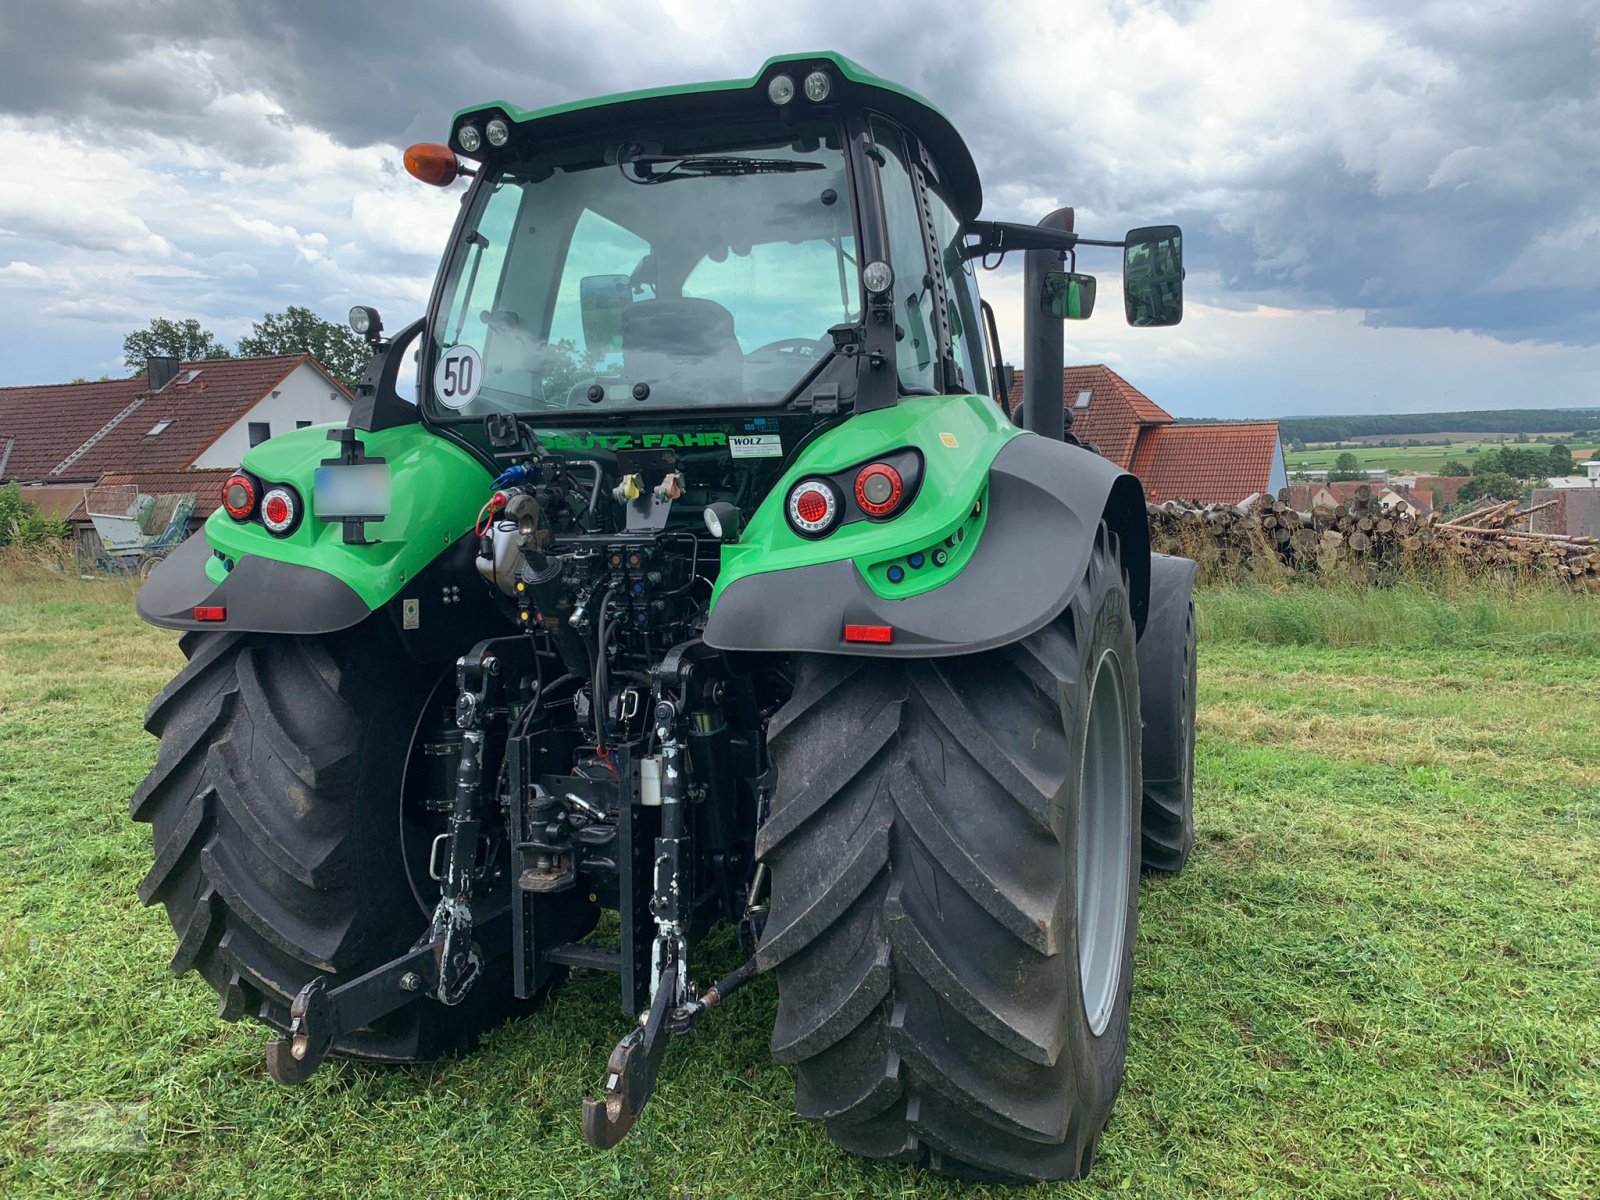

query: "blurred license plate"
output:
314 464 391 519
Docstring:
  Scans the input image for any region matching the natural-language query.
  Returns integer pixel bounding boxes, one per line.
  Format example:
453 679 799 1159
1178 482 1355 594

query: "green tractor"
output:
132 52 1197 1183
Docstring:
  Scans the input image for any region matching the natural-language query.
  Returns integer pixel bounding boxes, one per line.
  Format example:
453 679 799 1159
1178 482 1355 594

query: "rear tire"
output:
1136 565 1198 875
759 526 1141 1182
132 620 547 1061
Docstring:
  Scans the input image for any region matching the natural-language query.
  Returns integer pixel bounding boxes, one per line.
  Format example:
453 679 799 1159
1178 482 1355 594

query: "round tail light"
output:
222 473 256 520
787 479 839 536
853 463 905 518
260 486 299 535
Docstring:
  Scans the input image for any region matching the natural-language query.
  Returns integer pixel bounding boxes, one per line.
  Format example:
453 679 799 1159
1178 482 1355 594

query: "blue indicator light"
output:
908 552 925 569
887 565 905 584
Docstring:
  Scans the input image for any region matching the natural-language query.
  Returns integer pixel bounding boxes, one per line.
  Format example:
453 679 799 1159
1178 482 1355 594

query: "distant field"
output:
1287 437 1600 476
3 572 1599 1197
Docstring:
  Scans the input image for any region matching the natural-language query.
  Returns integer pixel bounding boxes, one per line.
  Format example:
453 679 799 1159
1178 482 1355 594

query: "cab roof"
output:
451 51 983 220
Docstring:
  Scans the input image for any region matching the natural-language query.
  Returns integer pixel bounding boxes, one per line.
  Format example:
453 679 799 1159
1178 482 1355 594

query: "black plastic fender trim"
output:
135 527 372 635
702 434 1150 658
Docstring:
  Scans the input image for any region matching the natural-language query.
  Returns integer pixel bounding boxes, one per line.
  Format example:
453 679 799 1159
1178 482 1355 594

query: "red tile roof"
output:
1007 365 1174 468
67 469 237 521
1129 422 1283 505
1005 363 1281 505
1411 475 1469 509
0 355 345 484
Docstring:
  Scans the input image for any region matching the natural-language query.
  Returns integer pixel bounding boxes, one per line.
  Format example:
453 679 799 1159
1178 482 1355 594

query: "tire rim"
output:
1077 647 1132 1037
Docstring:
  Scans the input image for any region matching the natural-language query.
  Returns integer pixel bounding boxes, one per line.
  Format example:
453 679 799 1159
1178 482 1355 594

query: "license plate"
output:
314 464 391 519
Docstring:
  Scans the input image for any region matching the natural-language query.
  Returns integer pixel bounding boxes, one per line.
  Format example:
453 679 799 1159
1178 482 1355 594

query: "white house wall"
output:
190 364 351 469
1267 440 1288 497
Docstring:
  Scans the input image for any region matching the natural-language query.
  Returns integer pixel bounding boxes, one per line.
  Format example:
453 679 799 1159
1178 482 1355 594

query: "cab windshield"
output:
426 121 859 417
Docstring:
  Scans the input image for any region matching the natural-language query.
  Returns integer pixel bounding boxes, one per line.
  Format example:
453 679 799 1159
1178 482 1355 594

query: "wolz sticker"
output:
729 434 783 459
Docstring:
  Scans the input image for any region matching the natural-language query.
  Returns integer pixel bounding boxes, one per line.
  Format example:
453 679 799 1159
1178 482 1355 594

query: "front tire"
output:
759 527 1141 1182
132 620 542 1061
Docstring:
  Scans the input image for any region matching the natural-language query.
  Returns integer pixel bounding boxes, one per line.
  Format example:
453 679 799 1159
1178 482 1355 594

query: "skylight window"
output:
176 369 202 385
1074 388 1093 408
146 419 174 437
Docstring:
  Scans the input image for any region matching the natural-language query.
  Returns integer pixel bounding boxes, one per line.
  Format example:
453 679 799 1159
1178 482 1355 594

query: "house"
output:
1399 474 1471 512
0 354 351 558
1530 462 1600 538
1285 480 1435 515
1008 365 1287 505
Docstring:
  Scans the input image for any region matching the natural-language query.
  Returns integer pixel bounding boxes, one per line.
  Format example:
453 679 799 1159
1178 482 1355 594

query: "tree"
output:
1456 472 1522 505
237 306 373 390
1327 451 1366 482
0 482 68 548
1548 443 1574 478
122 319 231 372
1438 459 1473 476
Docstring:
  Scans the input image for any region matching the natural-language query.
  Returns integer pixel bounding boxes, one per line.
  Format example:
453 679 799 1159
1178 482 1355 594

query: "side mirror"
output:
579 275 633 356
1123 225 1183 327
1042 271 1097 320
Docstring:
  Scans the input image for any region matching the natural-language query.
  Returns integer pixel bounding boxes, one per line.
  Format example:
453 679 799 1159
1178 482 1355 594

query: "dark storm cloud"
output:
3 1 1598 345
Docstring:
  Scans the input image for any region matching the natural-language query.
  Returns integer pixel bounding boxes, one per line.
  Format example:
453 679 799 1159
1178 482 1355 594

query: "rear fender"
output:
703 404 1150 657
137 422 493 635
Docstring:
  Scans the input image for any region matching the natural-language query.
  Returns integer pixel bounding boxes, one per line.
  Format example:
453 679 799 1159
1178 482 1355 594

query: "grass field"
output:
2 573 1598 1197
1285 438 1600 476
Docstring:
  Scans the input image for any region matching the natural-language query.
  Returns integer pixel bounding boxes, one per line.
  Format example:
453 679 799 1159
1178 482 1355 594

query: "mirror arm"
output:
963 221 1128 262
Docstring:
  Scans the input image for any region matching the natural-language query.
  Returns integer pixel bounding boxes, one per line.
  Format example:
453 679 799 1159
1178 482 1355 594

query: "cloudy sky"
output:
1 0 1596 417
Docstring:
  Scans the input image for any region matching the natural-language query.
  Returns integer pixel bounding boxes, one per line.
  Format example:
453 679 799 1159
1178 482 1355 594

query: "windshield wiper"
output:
624 155 825 184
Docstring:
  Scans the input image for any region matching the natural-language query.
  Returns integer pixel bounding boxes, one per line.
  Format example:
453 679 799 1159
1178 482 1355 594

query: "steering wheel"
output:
744 337 826 364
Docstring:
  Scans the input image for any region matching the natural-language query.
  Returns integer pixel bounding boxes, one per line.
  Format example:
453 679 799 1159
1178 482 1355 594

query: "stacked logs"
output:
1147 487 1600 588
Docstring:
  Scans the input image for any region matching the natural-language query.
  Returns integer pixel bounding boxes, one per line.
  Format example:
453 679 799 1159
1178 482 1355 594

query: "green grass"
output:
1287 438 1599 476
3 573 1598 1197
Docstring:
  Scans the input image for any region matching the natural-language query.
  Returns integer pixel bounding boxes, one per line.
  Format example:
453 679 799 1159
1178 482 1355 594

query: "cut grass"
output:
2 574 1597 1197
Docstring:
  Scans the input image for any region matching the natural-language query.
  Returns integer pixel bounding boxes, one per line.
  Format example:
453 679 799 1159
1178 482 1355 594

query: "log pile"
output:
1147 487 1600 588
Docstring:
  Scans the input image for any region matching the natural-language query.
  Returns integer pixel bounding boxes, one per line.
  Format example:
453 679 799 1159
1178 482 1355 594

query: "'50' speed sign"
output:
433 344 483 410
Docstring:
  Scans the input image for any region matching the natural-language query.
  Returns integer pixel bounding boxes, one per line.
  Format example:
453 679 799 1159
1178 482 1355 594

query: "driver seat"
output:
621 298 745 403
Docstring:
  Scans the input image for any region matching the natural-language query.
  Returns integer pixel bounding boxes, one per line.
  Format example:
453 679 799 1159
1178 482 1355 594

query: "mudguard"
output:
703 422 1150 658
136 420 492 634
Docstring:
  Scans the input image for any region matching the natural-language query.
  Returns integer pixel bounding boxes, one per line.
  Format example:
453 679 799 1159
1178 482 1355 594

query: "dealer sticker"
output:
729 434 782 459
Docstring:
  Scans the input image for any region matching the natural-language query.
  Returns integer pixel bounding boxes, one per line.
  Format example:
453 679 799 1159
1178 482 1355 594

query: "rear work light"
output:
222 473 256 520
853 462 905 518
260 486 299 535
787 479 840 536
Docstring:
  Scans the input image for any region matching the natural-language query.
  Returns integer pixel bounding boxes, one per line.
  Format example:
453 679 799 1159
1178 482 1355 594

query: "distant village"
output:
3 357 1596 569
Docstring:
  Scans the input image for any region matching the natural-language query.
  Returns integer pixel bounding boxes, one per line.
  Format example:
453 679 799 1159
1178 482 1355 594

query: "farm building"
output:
0 354 351 561
1008 365 1287 505
1530 461 1600 538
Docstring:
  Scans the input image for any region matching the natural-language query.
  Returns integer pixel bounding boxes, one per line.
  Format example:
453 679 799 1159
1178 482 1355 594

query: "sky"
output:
0 0 1597 418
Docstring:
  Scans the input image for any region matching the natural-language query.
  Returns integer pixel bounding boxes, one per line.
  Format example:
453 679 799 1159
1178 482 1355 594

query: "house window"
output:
146 419 174 437
248 422 271 447
296 420 312 429
1075 389 1093 409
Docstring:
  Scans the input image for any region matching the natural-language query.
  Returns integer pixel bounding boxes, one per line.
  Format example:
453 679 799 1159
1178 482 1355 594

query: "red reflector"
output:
843 624 894 644
192 606 227 622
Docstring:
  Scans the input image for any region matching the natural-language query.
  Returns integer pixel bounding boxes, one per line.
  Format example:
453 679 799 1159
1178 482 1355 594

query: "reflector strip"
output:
193 606 227 622
843 624 893 644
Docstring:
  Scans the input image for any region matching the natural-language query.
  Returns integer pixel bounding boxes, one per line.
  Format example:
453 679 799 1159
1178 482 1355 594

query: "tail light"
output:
260 486 300 535
853 462 905 518
787 479 840 536
222 473 256 520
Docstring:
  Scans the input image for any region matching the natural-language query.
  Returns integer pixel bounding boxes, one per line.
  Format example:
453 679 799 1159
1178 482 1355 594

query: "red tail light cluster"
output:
222 473 256 520
785 453 918 538
787 479 840 536
221 472 299 536
260 487 298 534
853 463 903 517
